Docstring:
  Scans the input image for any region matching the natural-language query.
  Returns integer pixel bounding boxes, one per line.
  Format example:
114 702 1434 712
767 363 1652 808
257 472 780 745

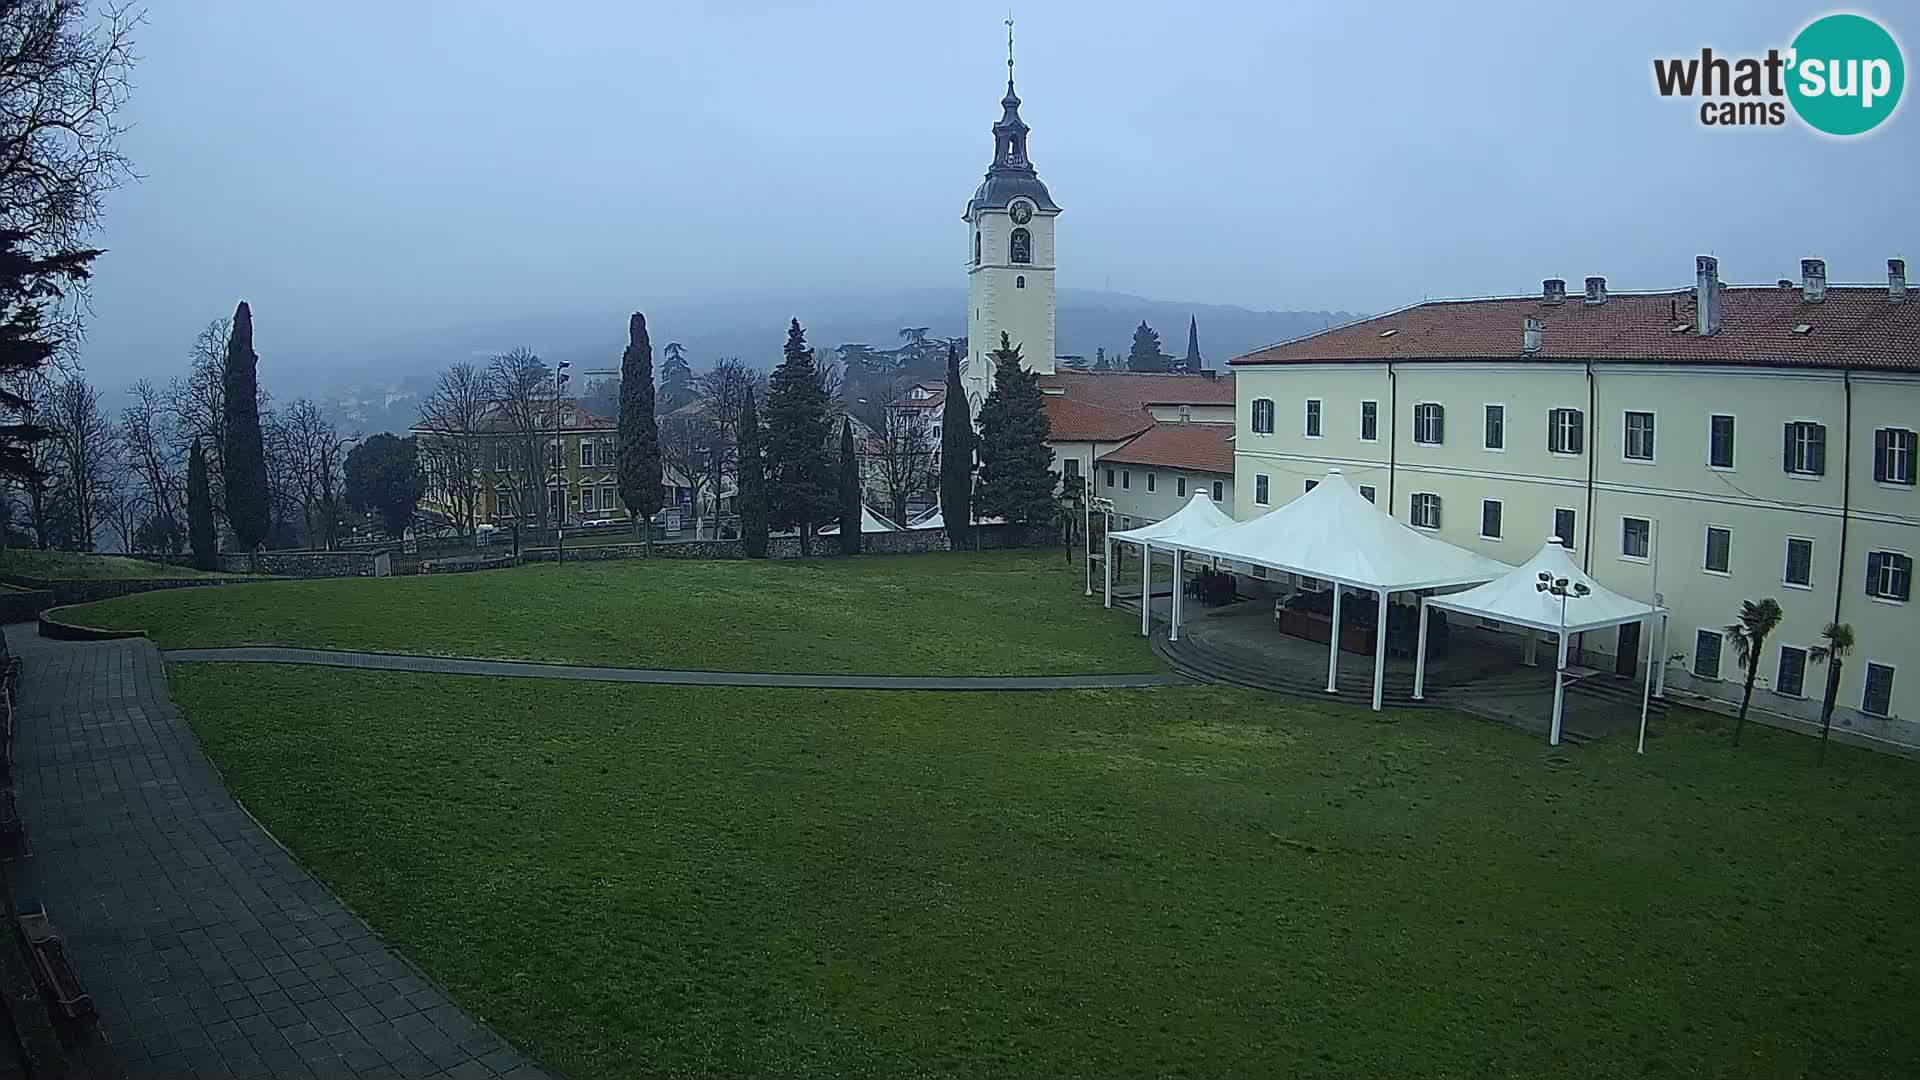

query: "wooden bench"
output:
0 786 19 858
15 903 91 1021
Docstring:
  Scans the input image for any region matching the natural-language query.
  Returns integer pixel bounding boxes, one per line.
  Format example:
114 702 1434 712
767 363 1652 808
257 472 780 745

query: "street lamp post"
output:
1082 475 1094 596
1535 570 1591 746
553 360 570 564
1091 495 1115 608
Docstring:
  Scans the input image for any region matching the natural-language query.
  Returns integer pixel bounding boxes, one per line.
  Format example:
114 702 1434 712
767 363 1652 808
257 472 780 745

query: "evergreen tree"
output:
344 434 425 537
838 417 861 555
975 332 1057 527
939 342 973 548
221 301 270 549
0 230 97 486
764 318 834 556
617 313 663 552
736 388 768 557
1126 320 1171 372
1090 346 1110 372
187 439 216 570
659 341 696 413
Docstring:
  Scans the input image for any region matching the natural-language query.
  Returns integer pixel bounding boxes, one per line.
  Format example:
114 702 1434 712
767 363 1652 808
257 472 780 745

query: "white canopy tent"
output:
1415 538 1667 746
1105 491 1238 642
1158 469 1509 711
906 506 1004 531
818 505 902 535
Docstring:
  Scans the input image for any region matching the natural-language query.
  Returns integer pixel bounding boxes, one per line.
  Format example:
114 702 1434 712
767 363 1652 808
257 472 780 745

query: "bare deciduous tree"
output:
691 358 763 525
869 396 938 525
45 373 111 546
118 376 180 549
269 398 349 549
658 411 718 537
486 347 552 530
416 362 494 538
167 317 231 513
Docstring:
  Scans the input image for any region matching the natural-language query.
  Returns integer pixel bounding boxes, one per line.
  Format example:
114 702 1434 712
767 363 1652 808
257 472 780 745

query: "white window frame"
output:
1783 536 1814 590
1359 400 1379 443
1304 399 1323 439
1775 644 1809 699
1867 549 1912 604
1622 409 1656 463
1412 402 1444 445
1861 661 1895 718
1410 492 1441 531
1121 470 1131 490
1693 628 1725 681
1250 398 1275 436
1548 407 1584 457
1703 524 1733 576
1620 516 1651 563
1708 413 1737 471
1146 471 1156 493
1552 508 1577 550
1784 418 1826 478
1254 474 1269 506
1483 403 1506 452
602 486 618 511
1877 426 1917 486
1480 498 1503 541
578 439 595 468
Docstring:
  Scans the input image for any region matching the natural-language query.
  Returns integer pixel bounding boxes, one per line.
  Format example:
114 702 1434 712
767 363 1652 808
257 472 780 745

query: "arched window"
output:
1016 275 1025 289
1010 227 1031 264
973 231 981 265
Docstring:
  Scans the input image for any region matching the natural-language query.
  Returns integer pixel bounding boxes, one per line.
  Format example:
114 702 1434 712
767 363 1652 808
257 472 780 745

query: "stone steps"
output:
1152 632 1448 709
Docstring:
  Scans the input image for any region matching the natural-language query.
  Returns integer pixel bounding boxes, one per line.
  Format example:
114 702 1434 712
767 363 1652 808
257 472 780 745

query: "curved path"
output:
3 627 552 1079
163 646 1189 690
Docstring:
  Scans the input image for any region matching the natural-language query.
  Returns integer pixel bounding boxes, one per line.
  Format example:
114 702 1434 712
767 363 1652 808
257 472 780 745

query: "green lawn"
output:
0 548 225 580
171 666 1920 1079
69 552 1155 675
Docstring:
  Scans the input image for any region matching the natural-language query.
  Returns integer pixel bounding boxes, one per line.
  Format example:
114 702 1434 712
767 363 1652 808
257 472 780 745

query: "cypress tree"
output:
221 301 270 549
187 440 216 570
975 332 1058 527
939 342 973 549
736 388 768 557
764 318 834 556
617 313 663 553
838 417 861 556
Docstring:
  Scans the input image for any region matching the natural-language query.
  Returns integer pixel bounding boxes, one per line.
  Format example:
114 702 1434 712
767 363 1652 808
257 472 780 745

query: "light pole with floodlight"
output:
1535 570 1590 746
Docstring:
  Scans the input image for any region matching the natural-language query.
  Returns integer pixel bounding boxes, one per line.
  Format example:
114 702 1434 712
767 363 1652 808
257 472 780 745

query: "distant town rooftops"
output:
1037 369 1235 410
1042 396 1154 443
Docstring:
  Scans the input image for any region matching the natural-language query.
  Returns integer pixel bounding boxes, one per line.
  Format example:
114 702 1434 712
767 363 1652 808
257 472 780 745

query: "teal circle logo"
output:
1787 13 1904 135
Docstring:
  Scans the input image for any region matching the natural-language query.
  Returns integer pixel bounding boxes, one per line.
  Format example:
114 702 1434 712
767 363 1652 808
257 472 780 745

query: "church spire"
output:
991 15 1032 175
1184 316 1204 371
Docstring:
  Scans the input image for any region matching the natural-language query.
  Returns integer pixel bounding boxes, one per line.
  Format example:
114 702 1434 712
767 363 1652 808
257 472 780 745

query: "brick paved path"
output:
3 627 554 1080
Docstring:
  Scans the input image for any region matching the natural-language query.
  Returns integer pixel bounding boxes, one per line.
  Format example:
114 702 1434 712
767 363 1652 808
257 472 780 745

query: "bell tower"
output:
962 20 1059 414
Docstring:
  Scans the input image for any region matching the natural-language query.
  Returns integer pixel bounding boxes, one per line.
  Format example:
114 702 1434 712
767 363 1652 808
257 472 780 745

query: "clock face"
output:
1009 202 1033 225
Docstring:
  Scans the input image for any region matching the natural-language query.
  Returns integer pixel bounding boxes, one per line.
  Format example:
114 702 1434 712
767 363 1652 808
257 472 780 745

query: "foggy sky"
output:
81 1 1918 387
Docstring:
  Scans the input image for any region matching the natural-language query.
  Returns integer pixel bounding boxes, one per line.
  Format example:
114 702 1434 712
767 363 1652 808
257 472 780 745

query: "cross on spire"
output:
1006 14 1015 84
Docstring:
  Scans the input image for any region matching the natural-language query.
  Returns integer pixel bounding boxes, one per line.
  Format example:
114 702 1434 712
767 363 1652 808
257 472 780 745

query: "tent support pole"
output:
1412 601 1430 700
1637 614 1654 754
1140 542 1151 637
1550 629 1569 746
1370 588 1388 712
1325 585 1343 693
1102 535 1113 609
1524 632 1538 667
1170 549 1184 642
1653 613 1669 698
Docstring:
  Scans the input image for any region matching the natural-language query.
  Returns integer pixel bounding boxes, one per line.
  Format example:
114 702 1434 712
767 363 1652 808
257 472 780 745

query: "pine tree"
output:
764 319 834 556
838 417 861 556
736 388 768 557
187 440 216 570
1091 347 1110 372
975 332 1058 527
0 230 97 487
1126 320 1170 372
617 313 663 553
659 341 696 413
221 301 270 549
939 342 973 548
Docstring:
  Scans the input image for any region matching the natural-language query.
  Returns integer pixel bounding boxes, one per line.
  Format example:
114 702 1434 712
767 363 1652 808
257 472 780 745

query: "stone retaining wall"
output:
0 573 269 606
151 550 389 577
521 524 1041 563
0 587 52 623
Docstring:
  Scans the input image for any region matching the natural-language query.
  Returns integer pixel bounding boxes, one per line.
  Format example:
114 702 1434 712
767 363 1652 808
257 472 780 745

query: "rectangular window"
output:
1251 398 1275 435
1146 472 1156 493
1413 403 1444 445
1359 484 1376 504
1304 399 1322 437
1484 404 1505 450
1784 421 1827 476
1622 516 1651 560
1862 663 1895 717
1255 474 1270 505
1211 480 1224 502
1360 401 1378 442
1866 551 1913 601
1694 629 1724 680
1304 479 1319 494
1548 408 1585 455
1121 470 1131 490
1553 508 1576 550
1480 499 1502 539
1176 476 1186 497
1104 467 1114 488
1709 414 1736 469
1624 411 1656 461
1063 459 1080 482
1876 427 1917 485
1776 646 1808 697
1704 526 1732 574
579 440 595 468
1411 493 1441 530
1784 537 1813 587
602 486 617 511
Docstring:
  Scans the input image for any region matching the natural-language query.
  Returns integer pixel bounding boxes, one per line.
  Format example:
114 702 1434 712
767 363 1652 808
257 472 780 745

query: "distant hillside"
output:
290 289 1353 434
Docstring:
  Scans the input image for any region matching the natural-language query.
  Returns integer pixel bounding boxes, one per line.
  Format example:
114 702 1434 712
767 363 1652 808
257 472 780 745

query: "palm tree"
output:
1809 621 1856 767
1726 598 1784 748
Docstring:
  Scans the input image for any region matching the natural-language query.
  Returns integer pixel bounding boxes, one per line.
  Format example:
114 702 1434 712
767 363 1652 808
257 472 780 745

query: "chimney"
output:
1542 278 1566 305
1777 279 1795 289
1891 258 1908 303
1695 255 1721 336
1583 276 1608 305
1801 257 1827 304
1522 315 1544 354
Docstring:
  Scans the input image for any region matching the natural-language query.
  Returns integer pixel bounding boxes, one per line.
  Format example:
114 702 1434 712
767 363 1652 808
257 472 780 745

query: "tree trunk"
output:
1732 657 1759 747
1817 659 1843 767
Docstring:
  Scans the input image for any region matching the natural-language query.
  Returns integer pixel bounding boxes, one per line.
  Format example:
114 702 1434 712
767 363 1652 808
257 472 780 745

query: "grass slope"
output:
0 549 223 580
172 666 1920 1080
68 552 1153 675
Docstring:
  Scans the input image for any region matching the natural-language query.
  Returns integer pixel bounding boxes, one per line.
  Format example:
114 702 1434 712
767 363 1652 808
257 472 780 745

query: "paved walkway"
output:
3 627 552 1080
162 647 1189 691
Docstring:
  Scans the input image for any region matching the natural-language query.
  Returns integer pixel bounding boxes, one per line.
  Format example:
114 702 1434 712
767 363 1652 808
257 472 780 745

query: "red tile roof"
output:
1096 423 1235 474
1038 370 1236 410
1043 396 1155 443
1233 285 1920 371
